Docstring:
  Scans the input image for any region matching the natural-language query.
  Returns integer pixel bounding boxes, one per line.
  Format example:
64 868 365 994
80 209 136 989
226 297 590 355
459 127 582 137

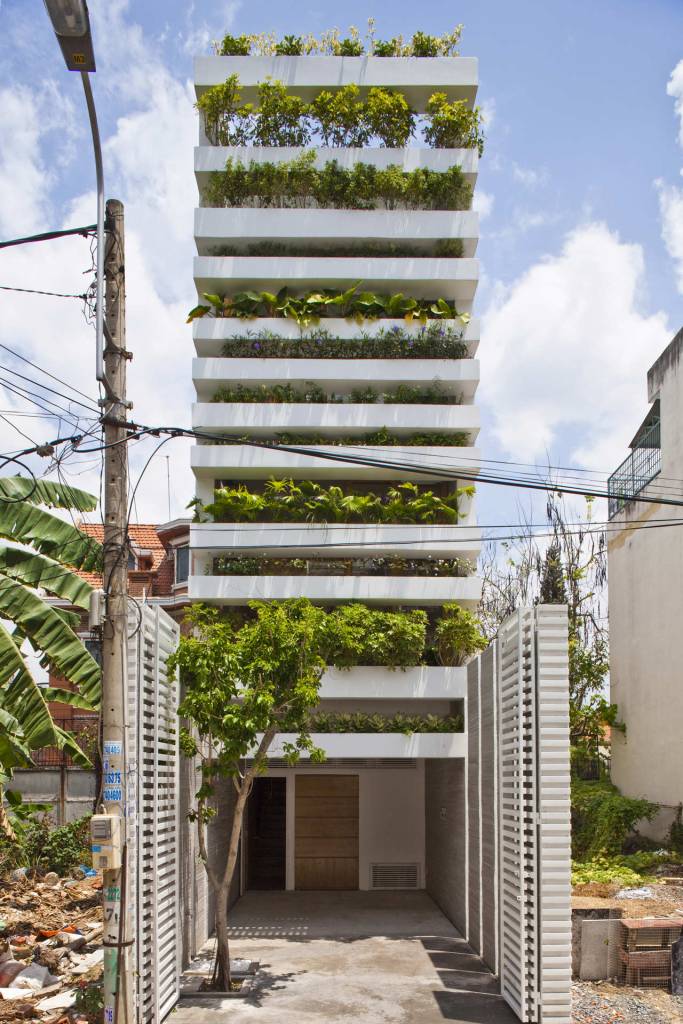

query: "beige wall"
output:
609 334 683 833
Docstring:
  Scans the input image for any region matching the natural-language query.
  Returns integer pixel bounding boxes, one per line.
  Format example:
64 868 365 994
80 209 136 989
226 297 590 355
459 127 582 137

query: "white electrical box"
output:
91 814 123 871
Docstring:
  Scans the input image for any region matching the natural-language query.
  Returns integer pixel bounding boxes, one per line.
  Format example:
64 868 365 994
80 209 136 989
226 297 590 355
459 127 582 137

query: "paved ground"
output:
171 891 520 1024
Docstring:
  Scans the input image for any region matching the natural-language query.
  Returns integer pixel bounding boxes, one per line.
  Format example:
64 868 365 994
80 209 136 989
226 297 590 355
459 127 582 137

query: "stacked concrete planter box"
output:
190 53 480 760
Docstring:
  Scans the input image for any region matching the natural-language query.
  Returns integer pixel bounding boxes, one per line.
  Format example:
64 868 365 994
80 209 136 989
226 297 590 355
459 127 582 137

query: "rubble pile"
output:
0 870 103 1023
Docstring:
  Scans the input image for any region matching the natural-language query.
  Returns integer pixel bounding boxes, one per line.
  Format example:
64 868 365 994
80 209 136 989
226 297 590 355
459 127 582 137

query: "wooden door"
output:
295 775 359 890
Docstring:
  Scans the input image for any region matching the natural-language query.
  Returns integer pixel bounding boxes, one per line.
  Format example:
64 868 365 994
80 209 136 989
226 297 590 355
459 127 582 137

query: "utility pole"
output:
101 198 133 1024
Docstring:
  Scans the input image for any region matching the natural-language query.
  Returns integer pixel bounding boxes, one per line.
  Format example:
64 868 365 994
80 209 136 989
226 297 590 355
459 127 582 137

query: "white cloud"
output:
473 189 494 220
512 163 548 189
656 60 683 294
479 97 496 130
667 58 683 147
480 223 670 470
181 1 242 56
0 1 198 522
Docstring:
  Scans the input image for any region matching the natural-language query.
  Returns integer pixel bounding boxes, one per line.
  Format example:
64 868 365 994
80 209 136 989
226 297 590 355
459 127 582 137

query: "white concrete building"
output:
190 53 482 900
608 328 683 838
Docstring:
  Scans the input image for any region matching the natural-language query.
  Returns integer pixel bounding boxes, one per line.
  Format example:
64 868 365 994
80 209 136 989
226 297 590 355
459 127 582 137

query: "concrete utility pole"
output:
101 198 133 1024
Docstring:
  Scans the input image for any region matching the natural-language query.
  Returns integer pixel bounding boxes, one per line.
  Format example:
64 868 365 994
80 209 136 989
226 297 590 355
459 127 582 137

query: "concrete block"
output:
579 919 620 981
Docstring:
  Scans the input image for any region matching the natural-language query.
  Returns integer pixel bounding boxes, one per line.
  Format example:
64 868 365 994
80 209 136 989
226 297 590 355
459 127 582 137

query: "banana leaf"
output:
0 477 96 512
0 578 101 704
0 501 102 571
0 547 93 609
0 623 56 750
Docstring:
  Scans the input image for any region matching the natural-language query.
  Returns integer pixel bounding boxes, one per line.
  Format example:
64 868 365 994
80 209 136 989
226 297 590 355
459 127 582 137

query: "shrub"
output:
206 478 467 525
218 34 251 55
571 850 682 887
311 85 370 147
434 603 487 666
203 154 472 212
424 93 485 155
410 31 440 57
253 78 311 146
571 779 658 859
310 711 463 733
195 74 251 146
320 604 427 668
274 35 304 55
271 428 469 446
220 323 468 360
366 87 416 147
670 804 683 854
211 381 456 405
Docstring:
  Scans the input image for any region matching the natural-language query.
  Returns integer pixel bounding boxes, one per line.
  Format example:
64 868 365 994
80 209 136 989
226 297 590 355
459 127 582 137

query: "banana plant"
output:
0 476 102 798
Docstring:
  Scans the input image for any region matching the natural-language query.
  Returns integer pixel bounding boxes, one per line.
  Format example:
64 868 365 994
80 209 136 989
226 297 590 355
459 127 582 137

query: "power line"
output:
0 342 99 406
0 224 97 250
0 365 100 415
0 284 88 300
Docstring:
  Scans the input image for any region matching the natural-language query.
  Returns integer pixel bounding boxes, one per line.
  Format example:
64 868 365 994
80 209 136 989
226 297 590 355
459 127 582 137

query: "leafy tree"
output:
480 493 614 765
0 477 102 834
170 599 327 991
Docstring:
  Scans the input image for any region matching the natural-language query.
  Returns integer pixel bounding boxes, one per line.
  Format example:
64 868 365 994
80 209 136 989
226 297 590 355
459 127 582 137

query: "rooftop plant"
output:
215 23 463 58
309 711 464 733
213 555 474 578
203 153 472 211
210 239 465 260
271 428 470 446
219 323 468 359
187 284 470 327
204 478 473 525
196 75 484 152
210 381 458 405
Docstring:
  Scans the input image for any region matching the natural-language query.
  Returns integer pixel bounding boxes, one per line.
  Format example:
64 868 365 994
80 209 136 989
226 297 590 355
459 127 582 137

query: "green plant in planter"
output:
410 31 440 57
253 78 311 146
187 285 470 327
274 34 304 55
219 323 468 360
311 85 370 147
321 604 427 668
425 93 485 155
309 711 464 733
218 34 252 55
434 603 487 665
196 74 252 146
372 38 402 57
272 429 470 447
366 87 416 147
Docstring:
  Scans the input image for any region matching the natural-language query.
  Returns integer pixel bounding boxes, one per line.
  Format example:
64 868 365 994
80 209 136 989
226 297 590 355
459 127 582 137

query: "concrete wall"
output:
10 769 96 824
424 760 467 934
179 757 240 968
465 648 497 973
609 331 683 832
268 765 425 891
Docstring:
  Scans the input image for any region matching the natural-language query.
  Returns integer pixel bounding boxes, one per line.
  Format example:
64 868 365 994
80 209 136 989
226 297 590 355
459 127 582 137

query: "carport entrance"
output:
177 891 520 1024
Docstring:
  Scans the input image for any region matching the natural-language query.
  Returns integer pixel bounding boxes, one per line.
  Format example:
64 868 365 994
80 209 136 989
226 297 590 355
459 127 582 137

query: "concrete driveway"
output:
172 892 520 1024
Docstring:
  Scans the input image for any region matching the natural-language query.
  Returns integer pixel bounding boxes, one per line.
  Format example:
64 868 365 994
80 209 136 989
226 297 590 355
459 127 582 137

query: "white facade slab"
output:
189 573 482 606
194 208 479 258
191 521 481 559
195 144 479 188
190 443 482 482
194 55 479 107
194 255 479 304
192 356 479 400
266 732 467 758
192 401 480 438
319 666 467 700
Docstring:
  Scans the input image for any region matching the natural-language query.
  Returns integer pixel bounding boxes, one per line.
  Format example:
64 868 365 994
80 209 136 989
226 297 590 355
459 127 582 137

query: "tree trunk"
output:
211 782 250 990
214 894 232 991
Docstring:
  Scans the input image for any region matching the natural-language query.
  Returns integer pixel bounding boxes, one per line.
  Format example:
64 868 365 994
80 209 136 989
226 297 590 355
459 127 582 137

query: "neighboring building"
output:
23 520 191 820
190 52 482 901
607 328 683 837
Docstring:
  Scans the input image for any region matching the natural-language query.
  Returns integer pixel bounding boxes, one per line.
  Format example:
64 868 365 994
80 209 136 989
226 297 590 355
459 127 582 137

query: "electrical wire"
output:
0 284 88 300
0 224 97 250
0 365 101 415
0 341 100 406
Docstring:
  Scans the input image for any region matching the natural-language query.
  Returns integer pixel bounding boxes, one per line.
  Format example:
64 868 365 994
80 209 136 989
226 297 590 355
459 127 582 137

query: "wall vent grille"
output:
370 863 420 889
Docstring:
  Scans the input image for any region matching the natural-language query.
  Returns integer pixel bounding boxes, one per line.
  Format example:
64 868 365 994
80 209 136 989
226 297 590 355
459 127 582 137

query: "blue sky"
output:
0 0 682 529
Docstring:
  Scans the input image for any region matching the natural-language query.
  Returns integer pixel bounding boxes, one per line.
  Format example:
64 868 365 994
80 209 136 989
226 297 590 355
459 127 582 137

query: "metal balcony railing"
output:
607 419 661 518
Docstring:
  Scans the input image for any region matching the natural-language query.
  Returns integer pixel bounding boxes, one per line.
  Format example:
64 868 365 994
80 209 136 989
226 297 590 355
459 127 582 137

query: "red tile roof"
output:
75 522 186 596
